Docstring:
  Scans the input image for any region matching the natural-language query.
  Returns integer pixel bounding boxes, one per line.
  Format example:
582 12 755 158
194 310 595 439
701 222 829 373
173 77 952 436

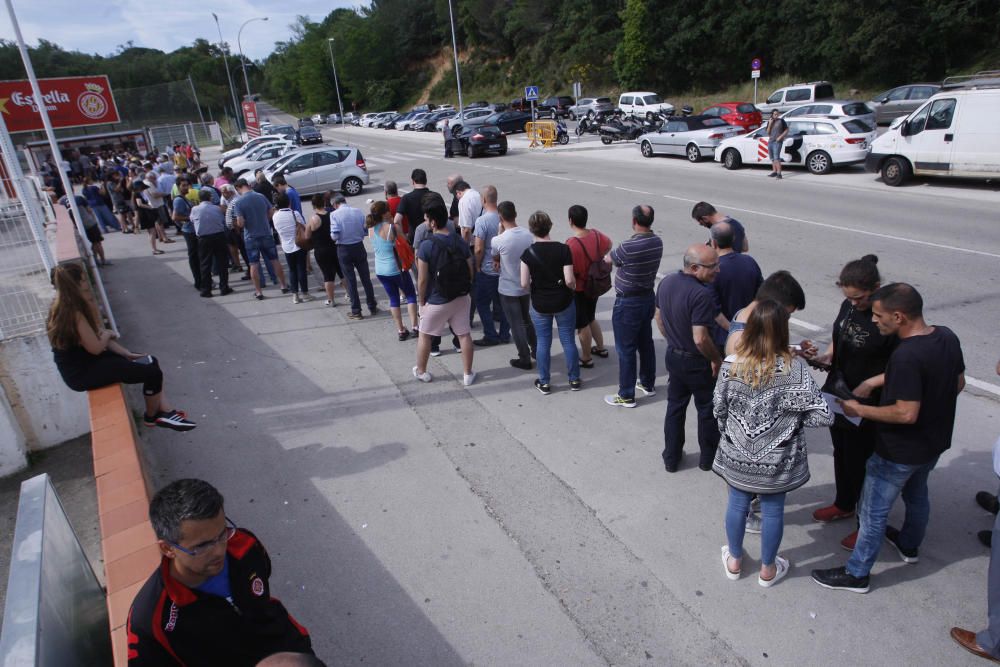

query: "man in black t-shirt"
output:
395 168 437 246
812 283 965 594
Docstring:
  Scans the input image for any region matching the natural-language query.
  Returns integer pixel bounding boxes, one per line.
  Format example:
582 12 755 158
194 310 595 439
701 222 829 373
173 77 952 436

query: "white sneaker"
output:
412 366 432 383
300 292 315 302
324 299 336 307
758 556 790 588
463 372 477 386
292 293 302 304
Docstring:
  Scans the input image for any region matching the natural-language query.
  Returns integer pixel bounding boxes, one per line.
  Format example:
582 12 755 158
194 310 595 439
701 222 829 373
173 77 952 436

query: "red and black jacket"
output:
127 529 312 666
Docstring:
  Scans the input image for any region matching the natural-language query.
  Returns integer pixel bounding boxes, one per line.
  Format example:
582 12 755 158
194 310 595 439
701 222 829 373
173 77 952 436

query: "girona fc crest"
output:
251 577 264 597
77 83 108 120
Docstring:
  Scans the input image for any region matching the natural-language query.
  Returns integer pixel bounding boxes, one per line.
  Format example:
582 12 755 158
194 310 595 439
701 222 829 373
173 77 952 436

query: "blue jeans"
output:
474 272 509 342
92 203 121 232
978 508 1000 656
664 350 720 469
846 453 939 578
726 487 786 566
610 293 656 400
337 242 377 314
530 302 580 385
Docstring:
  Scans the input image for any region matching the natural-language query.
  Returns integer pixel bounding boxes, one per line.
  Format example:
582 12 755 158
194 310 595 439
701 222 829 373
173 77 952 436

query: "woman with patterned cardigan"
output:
713 300 833 587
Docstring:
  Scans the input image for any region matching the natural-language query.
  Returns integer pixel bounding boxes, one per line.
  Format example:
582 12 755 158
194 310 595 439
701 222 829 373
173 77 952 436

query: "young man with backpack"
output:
566 204 613 369
413 195 476 386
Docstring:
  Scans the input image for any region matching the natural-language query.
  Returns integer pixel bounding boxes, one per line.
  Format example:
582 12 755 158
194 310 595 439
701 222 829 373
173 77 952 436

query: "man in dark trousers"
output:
811 283 965 594
442 119 454 158
655 244 723 472
127 478 315 665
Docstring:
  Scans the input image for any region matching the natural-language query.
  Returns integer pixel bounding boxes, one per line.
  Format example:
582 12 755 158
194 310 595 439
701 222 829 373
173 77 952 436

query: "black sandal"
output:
580 358 594 368
591 346 609 358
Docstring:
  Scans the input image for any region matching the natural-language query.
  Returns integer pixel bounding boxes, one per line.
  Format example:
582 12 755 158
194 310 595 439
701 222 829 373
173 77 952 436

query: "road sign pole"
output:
754 79 758 106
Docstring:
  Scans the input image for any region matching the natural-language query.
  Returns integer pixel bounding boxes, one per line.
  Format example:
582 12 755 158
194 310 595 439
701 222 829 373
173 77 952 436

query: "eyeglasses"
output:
168 517 237 557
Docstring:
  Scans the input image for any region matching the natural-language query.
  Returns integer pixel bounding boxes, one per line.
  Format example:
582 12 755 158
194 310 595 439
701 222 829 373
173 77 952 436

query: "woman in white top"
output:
272 191 312 303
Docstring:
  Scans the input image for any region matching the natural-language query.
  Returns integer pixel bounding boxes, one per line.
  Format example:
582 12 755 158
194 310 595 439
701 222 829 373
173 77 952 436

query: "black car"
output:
452 124 508 158
538 96 575 119
415 110 456 131
298 118 315 128
297 126 323 145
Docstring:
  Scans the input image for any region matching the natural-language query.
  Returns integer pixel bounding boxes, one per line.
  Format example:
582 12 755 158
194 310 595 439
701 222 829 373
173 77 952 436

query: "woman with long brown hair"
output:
47 264 195 431
713 300 831 587
367 200 419 340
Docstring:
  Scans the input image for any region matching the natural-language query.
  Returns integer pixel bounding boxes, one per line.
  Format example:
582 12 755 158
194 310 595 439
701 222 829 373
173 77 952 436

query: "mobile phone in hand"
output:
133 355 153 365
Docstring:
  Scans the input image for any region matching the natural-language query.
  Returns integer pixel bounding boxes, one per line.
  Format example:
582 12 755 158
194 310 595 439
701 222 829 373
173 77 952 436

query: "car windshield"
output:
641 94 662 104
596 97 612 104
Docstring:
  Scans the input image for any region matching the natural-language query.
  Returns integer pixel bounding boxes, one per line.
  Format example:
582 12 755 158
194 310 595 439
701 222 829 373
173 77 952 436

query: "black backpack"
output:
431 234 471 300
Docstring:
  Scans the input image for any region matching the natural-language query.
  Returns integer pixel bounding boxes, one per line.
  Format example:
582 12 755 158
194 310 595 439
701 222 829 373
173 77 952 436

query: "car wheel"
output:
569 112 577 121
722 148 742 170
686 144 702 162
557 133 569 145
806 150 832 175
640 141 654 158
881 156 912 187
499 144 508 156
341 176 363 196
467 145 477 159
600 134 612 145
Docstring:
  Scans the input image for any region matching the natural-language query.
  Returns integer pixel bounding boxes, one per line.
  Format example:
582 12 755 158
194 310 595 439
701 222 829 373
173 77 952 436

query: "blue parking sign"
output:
525 86 539 101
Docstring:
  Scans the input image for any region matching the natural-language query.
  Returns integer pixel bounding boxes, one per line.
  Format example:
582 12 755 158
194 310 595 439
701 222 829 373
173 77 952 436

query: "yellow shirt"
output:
173 153 188 169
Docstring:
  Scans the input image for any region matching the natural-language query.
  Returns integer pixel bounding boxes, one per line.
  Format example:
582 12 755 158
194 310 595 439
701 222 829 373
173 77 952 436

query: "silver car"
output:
262 146 369 196
637 116 741 162
868 83 940 125
227 143 295 178
782 100 876 129
569 97 615 120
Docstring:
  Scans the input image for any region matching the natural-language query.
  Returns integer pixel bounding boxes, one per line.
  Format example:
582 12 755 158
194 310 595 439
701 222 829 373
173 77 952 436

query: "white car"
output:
311 113 327 125
362 112 397 127
398 112 429 130
218 135 288 167
637 116 742 162
618 92 675 119
715 115 876 174
782 100 876 131
227 143 296 178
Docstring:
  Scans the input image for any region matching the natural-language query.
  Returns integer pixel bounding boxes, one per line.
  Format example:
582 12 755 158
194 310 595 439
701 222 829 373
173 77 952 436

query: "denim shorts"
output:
768 139 783 162
246 235 278 263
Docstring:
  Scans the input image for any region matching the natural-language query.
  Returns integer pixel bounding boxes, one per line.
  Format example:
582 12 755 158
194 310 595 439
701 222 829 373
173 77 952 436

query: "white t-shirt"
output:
491 226 533 297
458 189 483 234
273 208 305 254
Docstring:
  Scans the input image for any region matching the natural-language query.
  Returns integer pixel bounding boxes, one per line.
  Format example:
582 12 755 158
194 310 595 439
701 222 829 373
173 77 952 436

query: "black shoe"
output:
241 273 250 281
977 491 1000 515
281 287 290 294
811 566 870 593
884 526 919 563
510 358 533 370
698 462 713 472
220 287 234 296
534 379 552 395
200 291 212 298
430 346 441 357
398 330 411 342
979 530 993 547
767 172 778 178
663 459 678 473
569 379 582 391
370 306 380 316
474 337 501 347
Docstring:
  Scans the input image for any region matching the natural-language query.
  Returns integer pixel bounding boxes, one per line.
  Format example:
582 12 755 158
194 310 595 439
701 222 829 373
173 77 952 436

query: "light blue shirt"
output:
372 222 400 277
331 204 367 245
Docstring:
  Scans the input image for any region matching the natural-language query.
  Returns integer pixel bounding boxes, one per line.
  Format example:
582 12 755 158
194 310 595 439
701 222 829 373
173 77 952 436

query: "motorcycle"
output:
575 110 615 136
555 120 570 145
598 113 645 144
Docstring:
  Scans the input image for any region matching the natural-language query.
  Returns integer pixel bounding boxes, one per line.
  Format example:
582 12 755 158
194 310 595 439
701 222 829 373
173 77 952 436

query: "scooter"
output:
556 120 570 145
598 113 645 144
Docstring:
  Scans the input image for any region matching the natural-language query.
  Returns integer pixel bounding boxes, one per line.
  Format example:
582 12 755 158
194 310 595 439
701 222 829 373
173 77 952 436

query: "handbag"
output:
388 221 414 271
293 211 312 251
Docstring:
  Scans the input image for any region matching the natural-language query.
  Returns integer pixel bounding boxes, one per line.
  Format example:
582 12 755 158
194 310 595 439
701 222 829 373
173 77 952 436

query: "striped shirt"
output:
609 232 663 293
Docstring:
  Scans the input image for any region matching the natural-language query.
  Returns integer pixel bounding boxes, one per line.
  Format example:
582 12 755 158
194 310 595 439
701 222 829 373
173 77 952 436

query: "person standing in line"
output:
385 181 404 235
307 193 344 307
692 201 749 253
714 300 832 587
492 201 537 370
709 221 762 350
272 175 303 216
219 184 246 276
394 169 437 247
413 198 476 386
442 119 454 158
725 271 809 356
812 283 966 594
81 175 121 232
767 109 789 179
455 180 482 246
367 200 419 340
158 166 178 230
331 194 378 320
191 188 233 299
172 179 202 292
60 193 108 266
132 181 163 256
233 179 288 300
809 256 895 551
143 171 173 244
520 211 580 394
272 192 312 304
603 205 663 409
566 205 612 368
108 171 135 233
655 245 724 472
472 185 509 347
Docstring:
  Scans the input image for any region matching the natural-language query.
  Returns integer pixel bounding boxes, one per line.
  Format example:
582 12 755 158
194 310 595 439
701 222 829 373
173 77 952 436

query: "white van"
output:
865 75 1000 186
618 92 675 119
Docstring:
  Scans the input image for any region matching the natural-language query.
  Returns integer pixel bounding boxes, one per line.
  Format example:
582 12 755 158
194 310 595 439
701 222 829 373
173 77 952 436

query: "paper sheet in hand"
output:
822 392 862 427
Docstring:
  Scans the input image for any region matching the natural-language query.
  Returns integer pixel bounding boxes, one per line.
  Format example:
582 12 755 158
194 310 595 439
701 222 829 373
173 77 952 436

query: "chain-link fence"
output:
148 122 224 151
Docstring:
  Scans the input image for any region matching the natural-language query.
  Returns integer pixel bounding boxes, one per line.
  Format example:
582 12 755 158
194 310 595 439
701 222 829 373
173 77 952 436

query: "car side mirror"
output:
881 96 890 104
898 121 910 137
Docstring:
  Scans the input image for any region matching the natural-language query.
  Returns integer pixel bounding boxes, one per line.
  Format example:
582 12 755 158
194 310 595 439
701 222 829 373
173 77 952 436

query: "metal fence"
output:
0 179 53 341
148 121 224 151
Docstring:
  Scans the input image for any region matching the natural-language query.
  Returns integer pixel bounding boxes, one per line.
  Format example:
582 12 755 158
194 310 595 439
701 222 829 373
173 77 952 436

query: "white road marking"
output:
544 175 572 181
789 317 824 332
577 180 608 187
518 170 542 176
615 186 654 195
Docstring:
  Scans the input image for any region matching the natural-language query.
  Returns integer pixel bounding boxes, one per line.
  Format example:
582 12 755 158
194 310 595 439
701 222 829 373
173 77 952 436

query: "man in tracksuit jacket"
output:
127 479 314 666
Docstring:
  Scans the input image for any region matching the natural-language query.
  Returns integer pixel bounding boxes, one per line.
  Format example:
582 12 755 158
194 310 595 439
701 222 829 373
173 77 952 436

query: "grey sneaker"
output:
745 512 762 534
636 382 656 396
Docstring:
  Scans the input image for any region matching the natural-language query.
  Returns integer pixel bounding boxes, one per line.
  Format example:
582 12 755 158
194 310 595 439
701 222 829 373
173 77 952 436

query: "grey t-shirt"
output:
191 202 227 236
491 226 533 297
413 219 456 250
232 190 273 239
473 211 501 276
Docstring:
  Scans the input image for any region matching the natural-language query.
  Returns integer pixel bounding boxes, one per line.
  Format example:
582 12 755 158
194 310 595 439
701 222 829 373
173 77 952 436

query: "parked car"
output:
782 100 875 129
473 110 533 134
410 103 436 113
451 124 509 158
757 81 835 114
226 143 295 178
297 125 324 145
618 92 676 119
637 115 742 162
466 100 490 109
866 75 1000 186
357 113 380 127
716 115 876 174
397 112 428 130
374 113 401 129
450 108 493 127
700 102 762 133
569 97 615 120
509 98 532 112
868 83 941 125
310 113 326 125
538 96 576 119
219 135 290 167
298 118 315 128
325 113 342 124
262 145 369 196
414 109 457 131
263 124 296 141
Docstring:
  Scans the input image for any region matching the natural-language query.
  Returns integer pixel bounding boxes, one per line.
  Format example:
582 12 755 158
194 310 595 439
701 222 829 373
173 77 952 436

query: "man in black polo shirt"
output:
127 479 315 665
812 283 965 593
603 205 663 409
710 221 762 350
394 168 436 246
655 244 723 472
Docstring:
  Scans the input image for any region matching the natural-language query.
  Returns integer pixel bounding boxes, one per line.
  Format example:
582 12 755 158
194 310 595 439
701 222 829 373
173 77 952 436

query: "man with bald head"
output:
710 221 762 347
655 244 723 472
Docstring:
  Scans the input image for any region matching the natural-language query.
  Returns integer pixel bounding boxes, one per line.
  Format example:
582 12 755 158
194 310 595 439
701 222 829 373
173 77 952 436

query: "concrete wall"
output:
0 332 89 455
0 384 26 476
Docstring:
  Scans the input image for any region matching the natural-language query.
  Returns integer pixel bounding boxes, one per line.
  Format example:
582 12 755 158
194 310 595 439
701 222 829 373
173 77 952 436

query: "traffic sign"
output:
525 86 539 101
751 58 762 71
751 70 761 79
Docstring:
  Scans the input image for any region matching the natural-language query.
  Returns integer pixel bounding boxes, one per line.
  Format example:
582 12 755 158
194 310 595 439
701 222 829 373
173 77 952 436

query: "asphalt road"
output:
110 103 1000 665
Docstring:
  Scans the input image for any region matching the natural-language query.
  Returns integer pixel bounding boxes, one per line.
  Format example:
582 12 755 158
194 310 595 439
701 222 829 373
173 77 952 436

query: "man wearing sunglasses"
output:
127 479 316 665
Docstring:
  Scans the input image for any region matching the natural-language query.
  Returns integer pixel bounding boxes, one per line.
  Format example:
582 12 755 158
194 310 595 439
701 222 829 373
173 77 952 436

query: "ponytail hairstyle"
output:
365 200 389 229
837 254 881 291
732 299 791 388
47 263 99 350
311 193 326 211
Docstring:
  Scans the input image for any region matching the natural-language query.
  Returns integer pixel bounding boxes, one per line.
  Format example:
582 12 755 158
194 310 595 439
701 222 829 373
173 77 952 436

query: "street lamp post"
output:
237 17 268 101
327 38 345 126
447 0 464 116
211 13 243 133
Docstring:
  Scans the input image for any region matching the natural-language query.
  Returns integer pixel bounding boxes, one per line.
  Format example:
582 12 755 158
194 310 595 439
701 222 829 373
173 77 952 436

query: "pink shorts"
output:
419 295 472 337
